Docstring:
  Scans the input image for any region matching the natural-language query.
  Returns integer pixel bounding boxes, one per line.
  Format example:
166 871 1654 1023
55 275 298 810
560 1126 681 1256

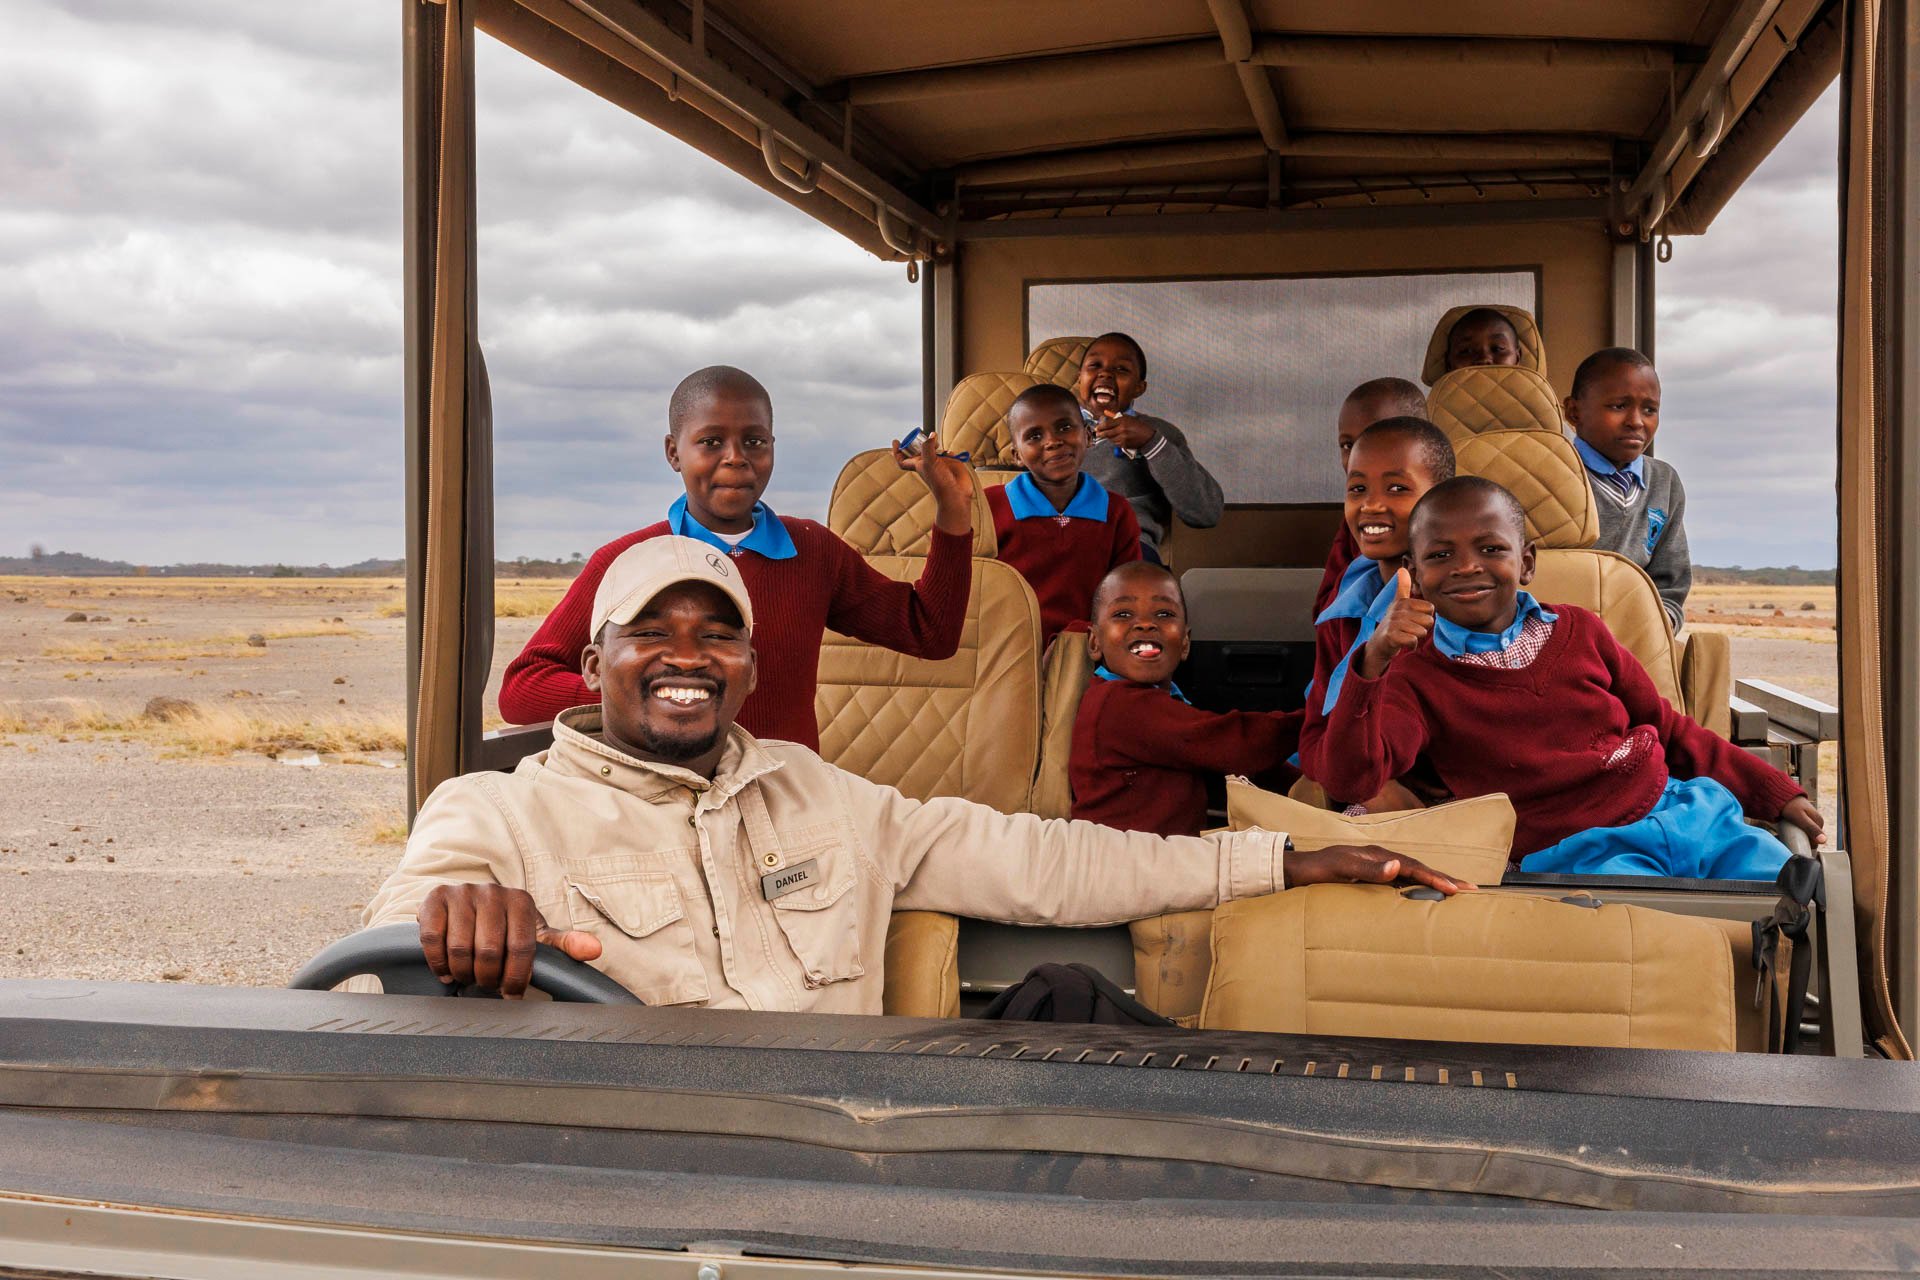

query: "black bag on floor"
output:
979 962 1178 1027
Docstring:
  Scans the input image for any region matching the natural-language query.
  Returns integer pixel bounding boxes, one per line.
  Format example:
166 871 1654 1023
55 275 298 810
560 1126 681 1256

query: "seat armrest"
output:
473 722 554 773
1736 678 1841 741
1678 629 1732 737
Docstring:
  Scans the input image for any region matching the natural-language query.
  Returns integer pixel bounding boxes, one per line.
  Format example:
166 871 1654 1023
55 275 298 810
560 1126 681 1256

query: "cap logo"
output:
706 553 731 577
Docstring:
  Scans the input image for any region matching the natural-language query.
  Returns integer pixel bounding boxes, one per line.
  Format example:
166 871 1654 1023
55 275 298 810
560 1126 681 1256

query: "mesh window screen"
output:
1027 272 1537 504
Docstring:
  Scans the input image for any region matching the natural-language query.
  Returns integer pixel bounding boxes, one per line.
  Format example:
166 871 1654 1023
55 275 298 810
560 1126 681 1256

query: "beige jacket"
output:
364 706 1289 1013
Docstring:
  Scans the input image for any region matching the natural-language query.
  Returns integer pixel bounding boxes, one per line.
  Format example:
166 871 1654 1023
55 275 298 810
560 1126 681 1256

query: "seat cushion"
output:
1531 549 1685 707
1422 305 1547 385
1025 336 1091 388
827 447 997 558
1200 883 1738 1052
941 371 1039 465
1226 778 1514 886
1449 426 1598 550
1031 631 1094 819
883 910 960 1018
816 556 1041 813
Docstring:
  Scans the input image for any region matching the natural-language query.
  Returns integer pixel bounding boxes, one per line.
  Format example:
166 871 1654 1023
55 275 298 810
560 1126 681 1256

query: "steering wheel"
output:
288 923 644 1004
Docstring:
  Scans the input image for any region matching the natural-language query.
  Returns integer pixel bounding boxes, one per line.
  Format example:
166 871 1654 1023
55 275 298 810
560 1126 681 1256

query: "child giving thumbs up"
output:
1356 566 1435 678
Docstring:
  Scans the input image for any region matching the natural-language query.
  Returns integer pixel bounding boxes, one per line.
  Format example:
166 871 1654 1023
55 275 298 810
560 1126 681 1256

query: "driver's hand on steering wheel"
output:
1285 844 1475 895
418 883 603 998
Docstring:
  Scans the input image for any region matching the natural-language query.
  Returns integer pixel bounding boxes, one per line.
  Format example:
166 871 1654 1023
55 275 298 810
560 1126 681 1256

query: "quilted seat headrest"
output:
1427 365 1563 438
941 371 1041 466
1422 304 1547 385
827 448 997 558
1024 336 1092 389
1450 428 1599 550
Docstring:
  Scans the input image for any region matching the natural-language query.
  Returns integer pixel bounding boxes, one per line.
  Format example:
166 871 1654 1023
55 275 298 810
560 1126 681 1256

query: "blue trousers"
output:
1518 776 1792 881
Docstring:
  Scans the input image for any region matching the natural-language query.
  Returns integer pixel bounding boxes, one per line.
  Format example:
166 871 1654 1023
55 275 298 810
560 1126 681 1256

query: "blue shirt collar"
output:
1005 470 1111 521
1093 662 1189 704
1315 555 1391 625
667 494 798 560
1572 435 1646 486
1432 591 1559 659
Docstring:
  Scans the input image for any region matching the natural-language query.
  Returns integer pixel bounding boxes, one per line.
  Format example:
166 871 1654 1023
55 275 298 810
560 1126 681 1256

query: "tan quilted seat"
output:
1031 632 1095 819
941 371 1040 466
1200 884 1737 1052
1450 428 1598 548
1024 336 1091 388
1422 304 1548 385
883 910 960 1018
1530 549 1685 707
826 448 997 558
1427 366 1563 438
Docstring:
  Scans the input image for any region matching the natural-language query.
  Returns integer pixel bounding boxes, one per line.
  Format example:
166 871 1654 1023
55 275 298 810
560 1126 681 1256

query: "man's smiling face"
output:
583 580 756 775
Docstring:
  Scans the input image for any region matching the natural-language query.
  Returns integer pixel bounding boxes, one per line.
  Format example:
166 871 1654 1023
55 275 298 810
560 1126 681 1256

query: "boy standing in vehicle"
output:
1070 561 1300 837
1564 347 1691 631
1442 307 1523 372
498 365 975 748
1316 377 1429 618
986 383 1142 647
1302 477 1822 877
1074 332 1223 563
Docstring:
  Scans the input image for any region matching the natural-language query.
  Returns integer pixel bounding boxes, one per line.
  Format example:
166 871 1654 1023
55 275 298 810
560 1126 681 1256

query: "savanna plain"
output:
0 575 1837 987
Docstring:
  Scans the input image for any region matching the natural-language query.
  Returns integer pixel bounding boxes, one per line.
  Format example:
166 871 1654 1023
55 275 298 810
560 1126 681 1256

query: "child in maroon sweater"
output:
985 383 1141 648
1314 378 1428 619
1071 562 1299 837
499 365 975 748
1302 477 1824 877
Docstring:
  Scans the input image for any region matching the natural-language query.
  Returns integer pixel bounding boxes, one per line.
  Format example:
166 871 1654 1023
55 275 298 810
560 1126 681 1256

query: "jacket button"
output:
763 853 778 867
711 926 720 938
687 815 698 828
599 765 611 776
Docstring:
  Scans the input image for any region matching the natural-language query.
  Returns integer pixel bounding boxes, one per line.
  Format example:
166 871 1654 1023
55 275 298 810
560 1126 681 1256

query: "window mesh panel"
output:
1027 273 1536 504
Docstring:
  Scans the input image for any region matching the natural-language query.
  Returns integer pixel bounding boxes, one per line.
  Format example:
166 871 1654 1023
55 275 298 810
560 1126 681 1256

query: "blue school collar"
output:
1093 662 1190 704
1432 592 1559 659
1005 470 1111 521
1572 436 1646 489
1314 557 1401 714
667 494 798 560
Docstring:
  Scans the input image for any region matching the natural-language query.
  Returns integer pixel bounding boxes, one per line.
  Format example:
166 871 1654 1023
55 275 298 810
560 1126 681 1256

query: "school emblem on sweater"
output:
1646 508 1668 553
1053 515 1071 527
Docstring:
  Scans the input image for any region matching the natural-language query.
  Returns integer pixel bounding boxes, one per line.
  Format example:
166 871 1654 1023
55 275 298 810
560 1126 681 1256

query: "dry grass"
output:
376 580 568 621
42 623 360 664
0 699 407 758
357 811 411 846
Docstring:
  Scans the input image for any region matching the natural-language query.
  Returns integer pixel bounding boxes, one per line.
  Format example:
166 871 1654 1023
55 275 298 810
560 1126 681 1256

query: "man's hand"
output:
1357 567 1434 678
1780 796 1827 847
1286 843 1475 895
894 430 974 536
417 883 602 998
1092 411 1155 452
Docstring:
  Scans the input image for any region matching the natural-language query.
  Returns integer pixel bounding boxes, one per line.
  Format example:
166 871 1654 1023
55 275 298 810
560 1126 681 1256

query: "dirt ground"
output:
0 574 1841 989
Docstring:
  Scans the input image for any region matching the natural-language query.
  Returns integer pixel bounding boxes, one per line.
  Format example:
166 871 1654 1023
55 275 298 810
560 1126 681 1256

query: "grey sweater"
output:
1080 412 1224 553
1589 453 1691 631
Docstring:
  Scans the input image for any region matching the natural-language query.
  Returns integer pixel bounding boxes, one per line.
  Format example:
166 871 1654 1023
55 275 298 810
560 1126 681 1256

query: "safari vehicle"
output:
3 0 1919 1275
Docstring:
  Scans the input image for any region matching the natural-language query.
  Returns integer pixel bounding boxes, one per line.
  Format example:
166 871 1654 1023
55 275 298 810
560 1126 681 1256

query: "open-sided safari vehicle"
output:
5 1 1920 1275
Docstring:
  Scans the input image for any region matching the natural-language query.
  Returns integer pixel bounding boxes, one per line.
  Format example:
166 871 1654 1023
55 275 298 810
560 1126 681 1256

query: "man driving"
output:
364 535 1465 1006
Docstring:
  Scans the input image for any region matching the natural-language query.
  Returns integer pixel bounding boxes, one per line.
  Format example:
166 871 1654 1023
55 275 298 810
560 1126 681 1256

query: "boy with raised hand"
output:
1315 377 1429 619
1564 347 1690 631
1302 476 1822 878
1442 307 1523 372
1070 561 1301 838
499 365 975 748
1074 331 1223 563
986 382 1141 647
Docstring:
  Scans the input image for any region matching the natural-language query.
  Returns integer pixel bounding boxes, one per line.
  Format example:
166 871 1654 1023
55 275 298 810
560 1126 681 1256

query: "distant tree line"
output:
0 550 589 578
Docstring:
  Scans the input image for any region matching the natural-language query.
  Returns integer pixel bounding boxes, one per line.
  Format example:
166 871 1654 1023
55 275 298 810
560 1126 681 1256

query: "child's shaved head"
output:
669 365 771 434
1011 381 1082 420
1343 377 1426 420
1411 476 1527 546
1091 559 1182 618
1352 416 1455 483
1570 346 1656 397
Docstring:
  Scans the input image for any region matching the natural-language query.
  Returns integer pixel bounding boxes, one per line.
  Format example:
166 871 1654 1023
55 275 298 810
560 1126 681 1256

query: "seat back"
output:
1024 336 1091 388
941 371 1040 465
883 910 960 1018
817 450 1043 813
1427 365 1564 438
1449 427 1598 547
1031 633 1095 819
1200 884 1737 1052
1421 304 1548 385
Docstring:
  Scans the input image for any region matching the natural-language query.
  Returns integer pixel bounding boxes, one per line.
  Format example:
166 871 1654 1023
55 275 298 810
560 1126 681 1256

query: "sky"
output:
0 2 1840 568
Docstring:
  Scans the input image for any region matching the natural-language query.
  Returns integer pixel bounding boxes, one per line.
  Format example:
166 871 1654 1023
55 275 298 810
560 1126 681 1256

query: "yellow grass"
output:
0 699 407 758
358 811 411 846
376 580 568 620
1 575 407 602
42 623 360 664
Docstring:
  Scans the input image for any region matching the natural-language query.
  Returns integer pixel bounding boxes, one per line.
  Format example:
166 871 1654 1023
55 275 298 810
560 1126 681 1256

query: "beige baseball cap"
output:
589 536 755 636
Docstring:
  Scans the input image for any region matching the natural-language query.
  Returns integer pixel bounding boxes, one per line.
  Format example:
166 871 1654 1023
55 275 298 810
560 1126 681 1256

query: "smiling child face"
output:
1087 562 1190 684
1410 488 1536 633
1075 337 1146 417
663 387 775 533
1344 431 1439 566
1565 359 1661 468
1009 395 1090 490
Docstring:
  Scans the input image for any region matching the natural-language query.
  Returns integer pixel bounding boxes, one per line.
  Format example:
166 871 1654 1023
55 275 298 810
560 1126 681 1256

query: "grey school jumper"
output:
1587 452 1691 631
1080 412 1224 553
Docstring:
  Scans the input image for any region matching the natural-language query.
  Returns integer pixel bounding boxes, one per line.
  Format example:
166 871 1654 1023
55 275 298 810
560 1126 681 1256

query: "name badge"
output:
761 858 820 901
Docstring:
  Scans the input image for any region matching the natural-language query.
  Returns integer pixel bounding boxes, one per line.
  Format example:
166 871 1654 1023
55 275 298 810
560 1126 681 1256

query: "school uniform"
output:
1575 437 1691 631
498 497 971 748
1070 667 1300 838
1301 599 1801 878
1078 407 1224 557
1312 522 1361 620
986 472 1141 647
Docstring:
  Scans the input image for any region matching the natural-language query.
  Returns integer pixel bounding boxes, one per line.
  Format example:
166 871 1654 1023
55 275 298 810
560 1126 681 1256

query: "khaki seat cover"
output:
1679 629 1734 738
1130 909 1216 1024
1025 336 1091 388
883 910 960 1018
1428 366 1564 439
827 448 997 558
816 555 1042 813
1031 632 1095 819
1530 549 1686 707
1450 427 1598 549
942 371 1040 466
1200 884 1737 1052
1421 305 1548 385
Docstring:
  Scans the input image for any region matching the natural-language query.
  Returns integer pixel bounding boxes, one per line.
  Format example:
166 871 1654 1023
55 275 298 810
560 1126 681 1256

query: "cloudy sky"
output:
1 2 1838 568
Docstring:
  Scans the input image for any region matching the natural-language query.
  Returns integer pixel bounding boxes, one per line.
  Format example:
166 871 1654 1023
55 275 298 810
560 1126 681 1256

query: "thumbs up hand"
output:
1357 567 1436 679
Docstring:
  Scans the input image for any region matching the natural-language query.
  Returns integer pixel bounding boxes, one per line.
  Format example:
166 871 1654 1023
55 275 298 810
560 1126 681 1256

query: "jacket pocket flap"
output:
767 867 855 913
568 873 685 938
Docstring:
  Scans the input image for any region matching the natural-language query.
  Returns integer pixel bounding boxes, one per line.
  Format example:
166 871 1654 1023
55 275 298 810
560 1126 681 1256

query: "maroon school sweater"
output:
498 520 972 748
1071 678 1301 837
986 483 1141 647
1312 522 1360 619
1301 605 1803 858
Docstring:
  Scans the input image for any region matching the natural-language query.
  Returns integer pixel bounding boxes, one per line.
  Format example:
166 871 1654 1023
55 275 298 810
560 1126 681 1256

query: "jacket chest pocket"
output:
565 871 711 1007
764 843 864 989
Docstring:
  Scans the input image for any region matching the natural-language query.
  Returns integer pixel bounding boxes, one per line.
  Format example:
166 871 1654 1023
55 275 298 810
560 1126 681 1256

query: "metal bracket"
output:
759 129 819 193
